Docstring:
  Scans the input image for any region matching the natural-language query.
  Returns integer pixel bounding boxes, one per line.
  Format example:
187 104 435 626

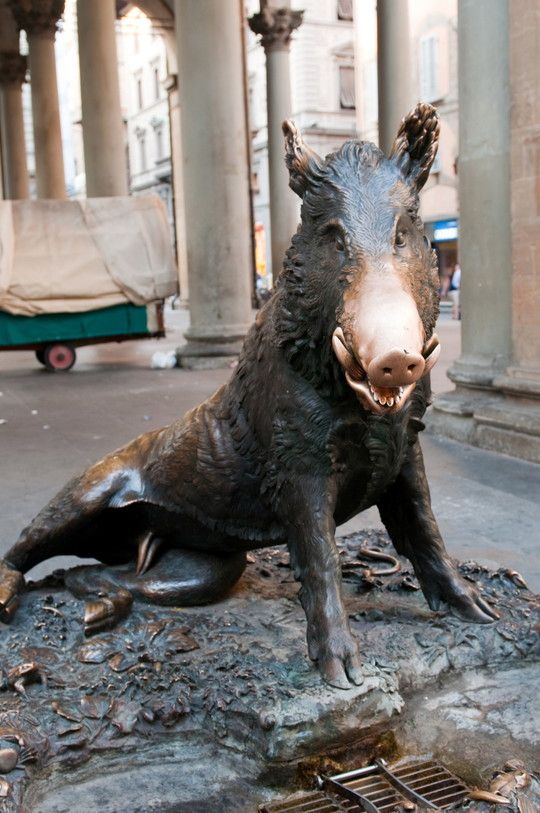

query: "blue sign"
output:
433 219 458 241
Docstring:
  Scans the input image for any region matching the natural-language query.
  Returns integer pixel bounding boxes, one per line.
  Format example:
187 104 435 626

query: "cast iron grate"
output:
259 758 470 813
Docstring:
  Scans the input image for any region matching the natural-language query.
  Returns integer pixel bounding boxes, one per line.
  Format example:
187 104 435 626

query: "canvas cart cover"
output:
0 196 178 316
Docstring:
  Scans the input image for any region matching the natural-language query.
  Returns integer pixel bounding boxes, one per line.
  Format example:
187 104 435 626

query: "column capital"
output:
248 6 303 52
0 51 27 86
10 0 65 39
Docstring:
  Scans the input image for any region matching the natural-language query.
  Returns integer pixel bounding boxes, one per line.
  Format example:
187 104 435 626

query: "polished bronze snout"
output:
367 347 425 388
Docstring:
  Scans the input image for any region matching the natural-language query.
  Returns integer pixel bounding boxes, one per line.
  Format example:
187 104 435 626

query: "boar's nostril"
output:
367 349 425 388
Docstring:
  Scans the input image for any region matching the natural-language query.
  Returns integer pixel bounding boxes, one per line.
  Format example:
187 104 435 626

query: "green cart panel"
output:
0 303 150 348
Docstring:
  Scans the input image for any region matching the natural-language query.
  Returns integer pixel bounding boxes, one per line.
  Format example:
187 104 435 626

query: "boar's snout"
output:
367 348 425 388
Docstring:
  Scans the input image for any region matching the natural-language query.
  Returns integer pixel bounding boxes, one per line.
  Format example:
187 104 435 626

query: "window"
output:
135 74 143 110
139 137 146 171
337 0 353 21
151 117 165 160
156 127 163 159
339 65 355 109
136 127 147 171
152 63 160 101
419 34 440 102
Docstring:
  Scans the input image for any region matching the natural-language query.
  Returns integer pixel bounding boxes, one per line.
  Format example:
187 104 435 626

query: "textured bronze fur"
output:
0 104 498 688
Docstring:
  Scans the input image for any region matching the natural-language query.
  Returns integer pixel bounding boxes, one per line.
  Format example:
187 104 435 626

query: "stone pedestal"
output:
428 0 540 464
376 0 414 155
0 52 29 200
249 2 302 282
174 0 253 367
77 0 128 197
12 0 66 199
0 532 536 812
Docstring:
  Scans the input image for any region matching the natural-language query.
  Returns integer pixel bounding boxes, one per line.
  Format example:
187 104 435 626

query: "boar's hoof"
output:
450 595 500 624
425 571 500 624
0 560 24 623
84 588 133 636
315 637 364 690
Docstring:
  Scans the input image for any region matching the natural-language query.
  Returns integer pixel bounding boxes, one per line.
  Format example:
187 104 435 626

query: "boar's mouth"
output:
332 327 440 415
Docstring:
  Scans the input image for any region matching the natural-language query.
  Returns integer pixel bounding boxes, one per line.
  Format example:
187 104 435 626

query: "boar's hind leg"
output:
280 476 363 690
377 440 499 623
65 547 247 636
0 465 142 623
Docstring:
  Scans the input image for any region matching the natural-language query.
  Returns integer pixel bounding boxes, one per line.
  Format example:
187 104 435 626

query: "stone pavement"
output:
0 308 539 590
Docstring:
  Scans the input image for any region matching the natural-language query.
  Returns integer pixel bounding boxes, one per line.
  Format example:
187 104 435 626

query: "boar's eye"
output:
320 223 346 253
395 229 407 248
334 233 346 252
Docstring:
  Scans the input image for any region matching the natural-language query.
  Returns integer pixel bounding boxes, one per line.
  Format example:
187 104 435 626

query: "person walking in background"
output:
450 263 461 320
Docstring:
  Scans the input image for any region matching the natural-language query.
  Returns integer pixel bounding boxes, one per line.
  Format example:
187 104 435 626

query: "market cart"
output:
0 196 177 371
0 301 165 371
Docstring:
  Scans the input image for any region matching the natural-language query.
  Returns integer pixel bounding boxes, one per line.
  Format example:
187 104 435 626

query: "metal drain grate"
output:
258 791 353 812
259 758 470 813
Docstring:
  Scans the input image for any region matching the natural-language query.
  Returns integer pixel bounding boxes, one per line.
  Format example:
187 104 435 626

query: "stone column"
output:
77 0 128 197
249 1 302 282
0 0 30 200
0 52 29 199
376 0 414 155
174 0 253 367
429 0 540 463
12 0 66 199
450 0 512 388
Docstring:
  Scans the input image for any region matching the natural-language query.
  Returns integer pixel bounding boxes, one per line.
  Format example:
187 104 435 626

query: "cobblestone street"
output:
1 309 539 590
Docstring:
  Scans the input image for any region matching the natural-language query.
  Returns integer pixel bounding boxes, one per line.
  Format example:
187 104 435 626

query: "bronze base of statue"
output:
0 532 537 813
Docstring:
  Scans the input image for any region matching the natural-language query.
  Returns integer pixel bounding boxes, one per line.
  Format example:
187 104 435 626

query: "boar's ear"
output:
390 102 440 191
282 119 325 198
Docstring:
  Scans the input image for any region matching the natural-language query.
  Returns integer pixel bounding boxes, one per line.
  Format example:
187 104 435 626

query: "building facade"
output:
117 7 173 227
247 0 357 286
40 2 173 223
354 0 459 286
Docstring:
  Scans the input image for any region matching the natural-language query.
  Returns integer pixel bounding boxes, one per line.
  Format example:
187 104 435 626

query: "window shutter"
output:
339 65 356 109
419 34 439 101
337 0 353 21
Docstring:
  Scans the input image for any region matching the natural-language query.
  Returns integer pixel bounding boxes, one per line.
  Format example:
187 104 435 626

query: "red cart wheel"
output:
43 343 76 372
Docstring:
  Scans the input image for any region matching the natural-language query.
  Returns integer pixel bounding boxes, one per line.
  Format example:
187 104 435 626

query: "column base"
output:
427 370 540 464
176 324 251 370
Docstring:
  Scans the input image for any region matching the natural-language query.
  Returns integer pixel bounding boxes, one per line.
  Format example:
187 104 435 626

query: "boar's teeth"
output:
386 397 394 407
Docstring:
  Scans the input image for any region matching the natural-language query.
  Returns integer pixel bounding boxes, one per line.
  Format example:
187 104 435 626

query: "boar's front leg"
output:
378 440 499 623
280 476 363 689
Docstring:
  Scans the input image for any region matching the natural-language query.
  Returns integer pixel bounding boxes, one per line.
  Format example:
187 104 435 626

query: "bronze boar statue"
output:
0 103 498 688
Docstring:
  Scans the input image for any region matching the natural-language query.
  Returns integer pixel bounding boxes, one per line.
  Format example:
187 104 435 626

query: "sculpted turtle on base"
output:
0 103 498 689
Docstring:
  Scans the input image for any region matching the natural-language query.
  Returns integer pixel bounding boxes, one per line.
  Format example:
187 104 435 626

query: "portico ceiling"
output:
117 0 174 23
